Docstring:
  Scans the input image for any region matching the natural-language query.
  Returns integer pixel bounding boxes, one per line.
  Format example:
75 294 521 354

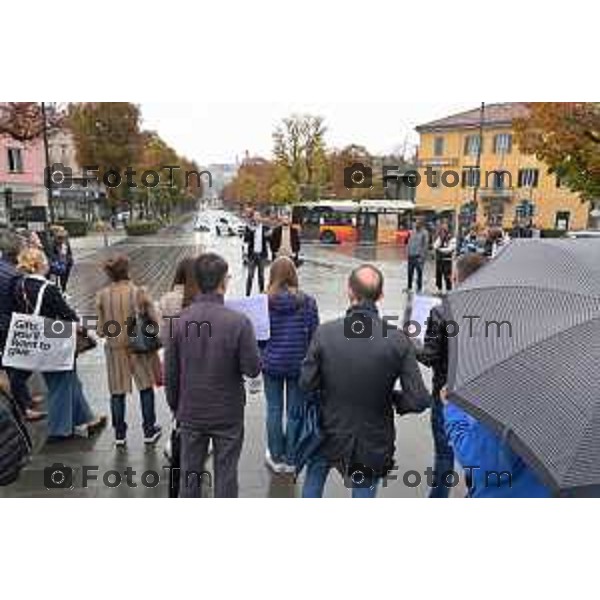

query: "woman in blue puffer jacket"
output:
262 257 319 474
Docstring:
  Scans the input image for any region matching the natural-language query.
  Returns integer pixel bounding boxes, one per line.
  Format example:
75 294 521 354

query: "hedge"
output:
54 220 89 237
125 220 162 236
540 229 567 239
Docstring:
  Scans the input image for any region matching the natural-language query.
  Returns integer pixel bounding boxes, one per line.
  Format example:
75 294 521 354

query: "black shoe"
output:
144 425 162 445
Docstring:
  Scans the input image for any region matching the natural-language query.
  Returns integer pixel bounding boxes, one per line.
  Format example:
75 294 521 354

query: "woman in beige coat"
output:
96 254 161 447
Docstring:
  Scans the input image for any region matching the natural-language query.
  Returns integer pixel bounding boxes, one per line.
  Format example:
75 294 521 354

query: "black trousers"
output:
407 256 424 292
435 259 453 292
179 420 244 498
246 256 266 296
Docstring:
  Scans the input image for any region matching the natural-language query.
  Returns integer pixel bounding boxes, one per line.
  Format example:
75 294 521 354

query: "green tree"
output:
237 170 259 203
269 165 299 204
272 114 328 201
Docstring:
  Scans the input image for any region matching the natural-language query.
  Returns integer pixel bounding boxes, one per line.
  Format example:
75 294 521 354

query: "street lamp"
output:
41 102 55 224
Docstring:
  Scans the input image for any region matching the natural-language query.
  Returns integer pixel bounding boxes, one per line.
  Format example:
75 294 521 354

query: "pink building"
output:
0 135 47 226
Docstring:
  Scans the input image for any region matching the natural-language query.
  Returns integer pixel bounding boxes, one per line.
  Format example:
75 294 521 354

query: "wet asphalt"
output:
1 224 462 498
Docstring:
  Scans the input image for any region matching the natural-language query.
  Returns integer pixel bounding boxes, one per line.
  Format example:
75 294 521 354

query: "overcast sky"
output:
141 102 480 166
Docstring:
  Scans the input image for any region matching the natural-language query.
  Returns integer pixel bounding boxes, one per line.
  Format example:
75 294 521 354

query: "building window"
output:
555 211 570 231
461 168 481 188
556 175 569 189
464 135 481 156
7 148 23 173
433 137 445 157
518 168 540 188
494 133 513 154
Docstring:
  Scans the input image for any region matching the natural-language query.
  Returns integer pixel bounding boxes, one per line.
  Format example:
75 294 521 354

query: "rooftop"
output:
416 102 529 132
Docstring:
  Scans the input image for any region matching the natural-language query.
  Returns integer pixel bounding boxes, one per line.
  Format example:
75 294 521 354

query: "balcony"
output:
417 157 459 168
479 186 514 200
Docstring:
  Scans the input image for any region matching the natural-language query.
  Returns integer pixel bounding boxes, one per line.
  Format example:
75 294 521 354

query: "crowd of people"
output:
405 219 515 295
0 210 551 498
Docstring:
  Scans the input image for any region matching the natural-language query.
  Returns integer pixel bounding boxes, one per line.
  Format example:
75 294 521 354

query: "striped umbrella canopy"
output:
446 239 600 496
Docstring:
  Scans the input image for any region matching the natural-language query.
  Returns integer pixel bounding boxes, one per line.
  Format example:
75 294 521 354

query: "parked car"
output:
567 230 600 239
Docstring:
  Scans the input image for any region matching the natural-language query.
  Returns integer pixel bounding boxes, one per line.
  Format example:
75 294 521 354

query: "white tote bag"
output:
2 281 76 372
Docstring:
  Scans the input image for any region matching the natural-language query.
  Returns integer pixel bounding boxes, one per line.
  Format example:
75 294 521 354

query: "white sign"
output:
409 295 442 345
2 313 76 372
225 294 270 341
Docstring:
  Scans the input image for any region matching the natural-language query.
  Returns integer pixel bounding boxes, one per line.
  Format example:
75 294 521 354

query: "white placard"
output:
225 294 270 341
409 295 442 344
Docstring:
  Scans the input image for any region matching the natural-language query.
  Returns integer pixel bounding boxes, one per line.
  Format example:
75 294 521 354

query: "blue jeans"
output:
263 374 304 464
42 370 94 437
110 388 156 439
302 455 379 498
429 396 455 498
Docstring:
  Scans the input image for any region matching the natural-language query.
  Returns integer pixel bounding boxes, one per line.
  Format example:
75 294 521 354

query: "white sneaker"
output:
115 438 127 448
265 452 286 474
73 424 89 438
282 463 296 475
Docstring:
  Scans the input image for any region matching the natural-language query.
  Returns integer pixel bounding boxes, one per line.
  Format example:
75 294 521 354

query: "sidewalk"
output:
70 231 127 259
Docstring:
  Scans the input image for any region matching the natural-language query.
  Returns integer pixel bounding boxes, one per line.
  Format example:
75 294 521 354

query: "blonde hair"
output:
268 256 298 295
17 247 48 275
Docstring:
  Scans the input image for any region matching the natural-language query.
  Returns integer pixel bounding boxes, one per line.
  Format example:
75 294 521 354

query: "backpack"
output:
0 388 32 486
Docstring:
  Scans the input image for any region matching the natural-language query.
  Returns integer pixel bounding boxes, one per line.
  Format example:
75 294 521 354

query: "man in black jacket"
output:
243 210 269 296
299 264 429 498
417 253 487 497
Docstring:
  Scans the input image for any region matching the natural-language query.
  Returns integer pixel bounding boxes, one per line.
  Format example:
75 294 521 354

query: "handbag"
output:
76 327 97 355
292 293 322 473
2 279 76 372
0 388 32 486
49 260 67 277
127 287 162 354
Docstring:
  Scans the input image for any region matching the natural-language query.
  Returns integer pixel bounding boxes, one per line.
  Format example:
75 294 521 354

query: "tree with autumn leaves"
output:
67 102 202 218
224 114 411 208
0 102 63 141
514 103 600 204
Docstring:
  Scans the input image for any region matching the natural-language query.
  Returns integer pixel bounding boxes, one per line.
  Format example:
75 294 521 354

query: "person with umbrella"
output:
442 394 550 497
442 238 600 497
418 252 488 497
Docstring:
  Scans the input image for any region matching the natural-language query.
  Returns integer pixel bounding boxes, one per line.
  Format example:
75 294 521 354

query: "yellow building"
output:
415 103 589 232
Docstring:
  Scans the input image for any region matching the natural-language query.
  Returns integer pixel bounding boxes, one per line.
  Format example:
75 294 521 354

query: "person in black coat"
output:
0 232 46 420
269 215 301 263
417 253 487 497
299 264 430 498
49 229 74 292
243 210 270 296
13 247 106 439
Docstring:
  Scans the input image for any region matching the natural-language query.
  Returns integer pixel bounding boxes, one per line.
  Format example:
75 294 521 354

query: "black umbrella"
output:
445 239 600 497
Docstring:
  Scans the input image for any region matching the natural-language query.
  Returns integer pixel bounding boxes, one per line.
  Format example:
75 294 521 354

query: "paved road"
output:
2 226 460 498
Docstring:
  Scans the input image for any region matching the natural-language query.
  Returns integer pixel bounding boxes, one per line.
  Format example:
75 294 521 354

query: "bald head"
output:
348 264 384 305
